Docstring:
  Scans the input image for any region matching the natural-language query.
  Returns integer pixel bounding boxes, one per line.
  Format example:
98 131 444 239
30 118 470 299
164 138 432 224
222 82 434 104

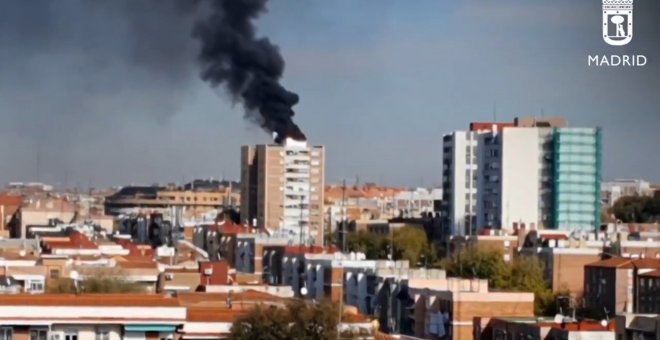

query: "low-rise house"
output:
19 197 77 238
0 266 47 294
583 258 660 314
298 252 414 317
0 291 376 340
403 279 535 340
0 276 21 294
158 261 231 294
159 268 201 293
533 246 601 297
372 268 447 335
614 314 660 340
0 294 186 339
636 269 660 313
477 317 616 340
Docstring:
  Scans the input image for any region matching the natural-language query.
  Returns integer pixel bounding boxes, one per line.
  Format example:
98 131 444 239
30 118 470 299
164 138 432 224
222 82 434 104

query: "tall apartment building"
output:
442 131 479 236
477 128 544 230
441 123 513 236
475 126 602 232
552 128 602 231
240 139 325 246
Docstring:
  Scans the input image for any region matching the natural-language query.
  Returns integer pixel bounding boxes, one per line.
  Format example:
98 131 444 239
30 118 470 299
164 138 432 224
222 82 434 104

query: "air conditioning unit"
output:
204 268 213 276
165 273 174 281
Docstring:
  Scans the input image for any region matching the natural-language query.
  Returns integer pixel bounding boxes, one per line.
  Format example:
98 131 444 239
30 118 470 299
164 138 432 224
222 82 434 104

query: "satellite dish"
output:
600 319 608 327
553 314 563 324
300 287 308 296
69 270 79 281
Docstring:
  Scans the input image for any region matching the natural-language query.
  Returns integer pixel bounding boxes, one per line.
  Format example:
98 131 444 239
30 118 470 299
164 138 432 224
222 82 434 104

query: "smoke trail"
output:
193 0 306 143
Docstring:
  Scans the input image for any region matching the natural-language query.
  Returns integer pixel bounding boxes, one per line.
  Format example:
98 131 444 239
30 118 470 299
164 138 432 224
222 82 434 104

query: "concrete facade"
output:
477 128 542 230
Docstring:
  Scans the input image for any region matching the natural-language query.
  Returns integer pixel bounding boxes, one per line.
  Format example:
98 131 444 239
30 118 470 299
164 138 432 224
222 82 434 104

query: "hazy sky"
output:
0 0 658 188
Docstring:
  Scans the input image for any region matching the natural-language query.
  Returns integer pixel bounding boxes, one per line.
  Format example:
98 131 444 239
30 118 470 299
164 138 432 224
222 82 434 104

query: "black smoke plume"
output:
193 0 306 143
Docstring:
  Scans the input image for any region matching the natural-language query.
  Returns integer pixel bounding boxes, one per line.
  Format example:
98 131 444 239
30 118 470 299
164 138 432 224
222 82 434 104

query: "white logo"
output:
602 0 633 46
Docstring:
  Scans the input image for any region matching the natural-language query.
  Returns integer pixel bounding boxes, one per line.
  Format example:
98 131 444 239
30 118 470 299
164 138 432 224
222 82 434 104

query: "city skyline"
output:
0 0 659 188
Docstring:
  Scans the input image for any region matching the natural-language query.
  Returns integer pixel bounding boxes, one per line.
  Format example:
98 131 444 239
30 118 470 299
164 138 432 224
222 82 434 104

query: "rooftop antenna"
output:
493 101 497 123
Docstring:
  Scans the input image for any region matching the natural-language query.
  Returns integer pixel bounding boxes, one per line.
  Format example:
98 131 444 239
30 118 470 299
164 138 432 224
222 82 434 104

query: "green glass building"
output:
552 127 602 232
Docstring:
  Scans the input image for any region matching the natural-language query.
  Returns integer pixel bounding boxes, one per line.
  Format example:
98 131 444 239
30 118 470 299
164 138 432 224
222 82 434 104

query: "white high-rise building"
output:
475 126 602 232
441 131 479 236
441 123 519 236
476 128 543 230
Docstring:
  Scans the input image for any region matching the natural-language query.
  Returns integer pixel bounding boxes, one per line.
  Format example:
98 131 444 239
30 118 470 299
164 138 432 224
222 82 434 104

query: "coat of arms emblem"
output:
603 0 633 46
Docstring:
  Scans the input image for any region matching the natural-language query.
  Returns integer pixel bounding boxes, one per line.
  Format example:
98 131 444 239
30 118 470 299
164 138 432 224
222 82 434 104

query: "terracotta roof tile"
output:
177 291 285 306
586 257 632 268
0 294 179 306
630 259 660 269
639 269 660 278
186 307 247 322
586 257 660 270
0 195 23 206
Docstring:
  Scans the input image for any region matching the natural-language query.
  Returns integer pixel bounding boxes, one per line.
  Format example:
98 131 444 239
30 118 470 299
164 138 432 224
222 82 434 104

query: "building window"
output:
95 331 109 340
1 328 12 340
50 269 60 279
64 331 78 340
29 280 45 293
29 329 48 340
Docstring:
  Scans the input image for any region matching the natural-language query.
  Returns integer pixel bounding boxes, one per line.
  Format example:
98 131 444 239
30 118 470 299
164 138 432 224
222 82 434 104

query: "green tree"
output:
441 247 510 287
50 274 143 293
346 231 388 259
612 196 660 223
228 304 292 340
228 299 344 340
392 227 431 265
346 227 437 266
441 247 556 315
502 256 555 315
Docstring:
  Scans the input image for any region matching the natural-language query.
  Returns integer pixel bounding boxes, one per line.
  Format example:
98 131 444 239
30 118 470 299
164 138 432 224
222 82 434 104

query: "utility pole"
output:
341 179 347 252
299 195 304 248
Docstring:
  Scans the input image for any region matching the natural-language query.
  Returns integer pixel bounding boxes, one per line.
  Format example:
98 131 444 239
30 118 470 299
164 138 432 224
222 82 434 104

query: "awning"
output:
124 325 177 332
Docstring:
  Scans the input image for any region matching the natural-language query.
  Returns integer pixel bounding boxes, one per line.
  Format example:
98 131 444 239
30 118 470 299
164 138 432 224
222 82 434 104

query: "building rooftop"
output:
469 122 515 132
0 294 179 306
586 257 660 269
639 269 660 278
0 195 23 207
491 317 615 332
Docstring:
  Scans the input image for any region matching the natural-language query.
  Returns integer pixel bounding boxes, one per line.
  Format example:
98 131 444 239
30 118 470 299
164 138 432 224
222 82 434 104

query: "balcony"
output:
284 172 310 179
